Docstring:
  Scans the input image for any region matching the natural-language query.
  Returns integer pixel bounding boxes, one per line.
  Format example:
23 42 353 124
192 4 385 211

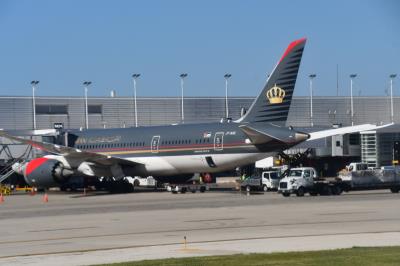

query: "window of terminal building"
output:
88 105 102 114
36 105 68 115
349 134 361 145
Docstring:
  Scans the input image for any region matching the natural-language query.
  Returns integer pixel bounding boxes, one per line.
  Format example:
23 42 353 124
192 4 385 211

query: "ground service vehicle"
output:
166 183 207 194
126 176 157 189
262 171 281 190
278 167 344 197
241 171 281 192
279 164 400 197
338 164 400 193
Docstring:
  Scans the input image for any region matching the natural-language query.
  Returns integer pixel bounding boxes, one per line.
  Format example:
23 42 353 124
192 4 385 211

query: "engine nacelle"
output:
20 158 73 188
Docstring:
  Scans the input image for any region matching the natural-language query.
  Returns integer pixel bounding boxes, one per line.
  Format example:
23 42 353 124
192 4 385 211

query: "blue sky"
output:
0 0 399 97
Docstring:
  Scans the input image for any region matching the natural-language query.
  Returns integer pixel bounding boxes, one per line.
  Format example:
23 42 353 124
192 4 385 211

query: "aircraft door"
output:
214 132 224 151
151 136 160 153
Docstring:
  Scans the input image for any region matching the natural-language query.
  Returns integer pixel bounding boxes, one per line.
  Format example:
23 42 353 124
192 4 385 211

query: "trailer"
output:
166 183 208 194
338 165 400 193
278 165 400 197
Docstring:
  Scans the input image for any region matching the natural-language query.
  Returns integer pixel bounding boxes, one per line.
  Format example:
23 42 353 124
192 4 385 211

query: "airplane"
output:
0 38 389 189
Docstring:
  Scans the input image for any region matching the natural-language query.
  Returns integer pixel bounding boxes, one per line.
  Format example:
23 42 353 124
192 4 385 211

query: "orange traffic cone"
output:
43 193 48 203
0 193 4 203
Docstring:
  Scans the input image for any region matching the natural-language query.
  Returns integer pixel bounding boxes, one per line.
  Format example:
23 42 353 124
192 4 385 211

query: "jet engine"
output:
13 158 73 188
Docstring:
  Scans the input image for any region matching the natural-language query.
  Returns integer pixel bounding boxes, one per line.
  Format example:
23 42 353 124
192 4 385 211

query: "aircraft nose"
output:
294 131 310 142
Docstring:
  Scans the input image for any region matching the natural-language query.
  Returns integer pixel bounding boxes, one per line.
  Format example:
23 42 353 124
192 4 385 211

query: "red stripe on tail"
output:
279 37 307 63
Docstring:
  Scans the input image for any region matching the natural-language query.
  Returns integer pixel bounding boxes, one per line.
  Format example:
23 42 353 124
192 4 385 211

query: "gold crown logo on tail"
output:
266 85 285 104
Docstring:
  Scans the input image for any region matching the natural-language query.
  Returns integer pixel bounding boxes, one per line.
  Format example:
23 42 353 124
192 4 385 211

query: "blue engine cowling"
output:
22 158 73 188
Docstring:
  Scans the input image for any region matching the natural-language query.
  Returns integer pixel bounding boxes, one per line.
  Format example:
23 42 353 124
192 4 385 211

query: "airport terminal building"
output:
0 95 399 168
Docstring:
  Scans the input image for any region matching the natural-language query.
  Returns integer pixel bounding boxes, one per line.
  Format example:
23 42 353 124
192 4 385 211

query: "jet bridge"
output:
0 129 60 184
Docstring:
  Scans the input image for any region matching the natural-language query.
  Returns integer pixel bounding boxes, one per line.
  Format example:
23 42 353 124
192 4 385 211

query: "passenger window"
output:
304 170 311 178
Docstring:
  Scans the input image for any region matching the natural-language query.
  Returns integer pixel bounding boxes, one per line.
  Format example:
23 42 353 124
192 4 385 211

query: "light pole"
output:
390 74 397 123
132 73 141 127
309 74 316 127
180 73 188 123
83 81 92 129
30 80 39 130
224 74 231 119
350 74 357 126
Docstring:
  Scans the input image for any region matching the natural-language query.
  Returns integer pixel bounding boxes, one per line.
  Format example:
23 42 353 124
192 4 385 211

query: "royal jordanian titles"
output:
0 38 388 188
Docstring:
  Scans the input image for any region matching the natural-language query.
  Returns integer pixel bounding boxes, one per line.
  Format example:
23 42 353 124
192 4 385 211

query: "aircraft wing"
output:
307 123 393 141
0 130 142 167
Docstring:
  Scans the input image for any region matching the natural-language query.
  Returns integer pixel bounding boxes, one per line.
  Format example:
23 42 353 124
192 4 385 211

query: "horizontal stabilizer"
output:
239 125 285 145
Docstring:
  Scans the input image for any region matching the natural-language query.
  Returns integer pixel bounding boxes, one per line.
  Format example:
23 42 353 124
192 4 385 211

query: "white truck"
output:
240 171 282 192
278 167 344 197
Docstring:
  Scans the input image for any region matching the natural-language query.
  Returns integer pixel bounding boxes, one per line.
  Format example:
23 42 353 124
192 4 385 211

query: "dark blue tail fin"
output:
237 38 306 125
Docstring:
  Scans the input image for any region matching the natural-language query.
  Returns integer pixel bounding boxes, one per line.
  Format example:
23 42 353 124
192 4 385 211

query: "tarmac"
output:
0 189 400 265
